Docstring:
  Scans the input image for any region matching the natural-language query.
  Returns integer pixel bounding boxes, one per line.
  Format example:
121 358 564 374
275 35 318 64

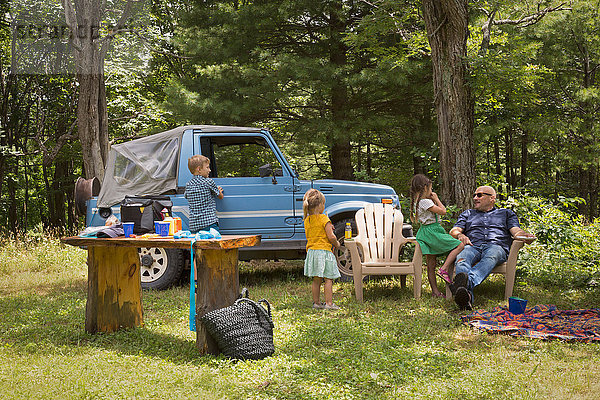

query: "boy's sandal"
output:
312 302 325 309
323 303 340 310
436 269 452 284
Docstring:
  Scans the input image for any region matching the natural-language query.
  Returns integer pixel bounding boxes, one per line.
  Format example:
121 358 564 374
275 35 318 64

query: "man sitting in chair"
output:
448 185 535 310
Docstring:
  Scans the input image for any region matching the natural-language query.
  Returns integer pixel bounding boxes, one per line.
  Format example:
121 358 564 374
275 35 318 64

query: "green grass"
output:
1 237 599 399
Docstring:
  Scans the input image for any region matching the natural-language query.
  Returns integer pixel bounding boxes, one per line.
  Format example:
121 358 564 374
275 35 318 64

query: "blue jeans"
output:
455 244 508 295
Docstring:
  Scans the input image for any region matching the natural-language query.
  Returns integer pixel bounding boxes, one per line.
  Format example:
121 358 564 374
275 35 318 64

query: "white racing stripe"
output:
93 206 295 219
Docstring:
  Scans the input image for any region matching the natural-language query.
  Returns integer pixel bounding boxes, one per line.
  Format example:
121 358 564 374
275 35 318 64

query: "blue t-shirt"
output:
453 207 520 255
184 175 220 232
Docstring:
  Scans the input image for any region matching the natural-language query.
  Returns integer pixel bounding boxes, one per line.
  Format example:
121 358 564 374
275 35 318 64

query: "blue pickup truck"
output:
76 125 409 289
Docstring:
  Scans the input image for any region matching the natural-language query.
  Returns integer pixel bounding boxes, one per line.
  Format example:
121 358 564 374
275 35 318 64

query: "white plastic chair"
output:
346 203 422 301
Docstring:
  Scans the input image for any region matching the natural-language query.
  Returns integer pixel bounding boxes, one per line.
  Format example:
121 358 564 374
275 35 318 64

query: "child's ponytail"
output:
303 189 325 218
409 174 432 224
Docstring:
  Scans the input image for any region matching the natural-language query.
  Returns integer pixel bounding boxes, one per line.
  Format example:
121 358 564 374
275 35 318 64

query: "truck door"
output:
293 180 313 236
195 134 296 239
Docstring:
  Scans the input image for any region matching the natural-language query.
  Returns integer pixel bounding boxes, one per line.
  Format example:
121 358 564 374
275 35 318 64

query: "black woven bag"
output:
200 289 274 360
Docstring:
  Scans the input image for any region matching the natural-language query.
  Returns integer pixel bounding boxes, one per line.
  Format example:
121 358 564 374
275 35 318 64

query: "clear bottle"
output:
345 222 352 239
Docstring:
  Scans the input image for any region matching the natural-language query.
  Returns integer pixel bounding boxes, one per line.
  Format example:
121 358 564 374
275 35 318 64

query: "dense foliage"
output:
0 0 599 233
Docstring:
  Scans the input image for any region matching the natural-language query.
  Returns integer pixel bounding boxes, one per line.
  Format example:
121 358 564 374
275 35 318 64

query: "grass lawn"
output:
0 237 599 399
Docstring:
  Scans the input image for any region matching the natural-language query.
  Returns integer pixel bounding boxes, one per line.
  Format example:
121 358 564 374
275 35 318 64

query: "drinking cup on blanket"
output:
508 296 527 314
158 221 170 237
122 222 134 238
154 221 161 234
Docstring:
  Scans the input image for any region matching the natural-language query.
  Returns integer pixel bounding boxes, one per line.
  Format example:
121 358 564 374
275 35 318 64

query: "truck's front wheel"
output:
333 219 358 282
138 247 184 290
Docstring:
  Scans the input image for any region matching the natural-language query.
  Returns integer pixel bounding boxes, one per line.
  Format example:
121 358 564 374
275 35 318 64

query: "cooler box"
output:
120 195 173 234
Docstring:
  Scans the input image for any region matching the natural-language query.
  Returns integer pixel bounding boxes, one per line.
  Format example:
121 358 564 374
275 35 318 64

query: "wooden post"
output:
195 248 240 354
85 246 143 333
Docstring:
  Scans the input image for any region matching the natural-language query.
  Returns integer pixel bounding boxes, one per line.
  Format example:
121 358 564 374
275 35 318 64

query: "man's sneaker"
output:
449 272 468 295
454 287 473 310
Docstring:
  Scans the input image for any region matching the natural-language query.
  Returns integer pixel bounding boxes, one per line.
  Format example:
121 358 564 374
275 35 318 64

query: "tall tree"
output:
535 1 600 217
422 0 475 208
61 0 141 181
166 0 431 181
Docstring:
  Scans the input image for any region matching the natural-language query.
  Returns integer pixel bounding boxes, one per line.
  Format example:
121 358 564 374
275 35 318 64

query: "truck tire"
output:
333 219 359 282
138 247 184 290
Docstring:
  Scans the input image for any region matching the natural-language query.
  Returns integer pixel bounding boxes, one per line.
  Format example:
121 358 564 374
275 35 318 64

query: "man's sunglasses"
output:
473 192 493 198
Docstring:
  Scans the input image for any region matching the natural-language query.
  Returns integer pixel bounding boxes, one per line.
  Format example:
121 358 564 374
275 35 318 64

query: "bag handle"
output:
235 297 274 329
239 287 250 299
258 299 271 318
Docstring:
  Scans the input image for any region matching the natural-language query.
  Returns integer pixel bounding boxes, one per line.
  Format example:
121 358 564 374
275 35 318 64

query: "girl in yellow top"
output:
303 189 341 310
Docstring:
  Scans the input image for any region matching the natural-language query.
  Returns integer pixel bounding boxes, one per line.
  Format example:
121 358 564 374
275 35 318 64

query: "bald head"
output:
473 186 496 211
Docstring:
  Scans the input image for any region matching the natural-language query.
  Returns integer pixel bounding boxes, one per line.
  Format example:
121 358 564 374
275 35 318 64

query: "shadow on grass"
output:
0 282 214 365
239 260 304 286
471 272 600 310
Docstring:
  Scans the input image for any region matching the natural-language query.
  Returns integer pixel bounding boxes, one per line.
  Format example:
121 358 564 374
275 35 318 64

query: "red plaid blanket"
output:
462 304 600 342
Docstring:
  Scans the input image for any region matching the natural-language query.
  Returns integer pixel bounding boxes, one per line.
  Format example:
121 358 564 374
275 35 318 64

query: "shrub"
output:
500 195 600 289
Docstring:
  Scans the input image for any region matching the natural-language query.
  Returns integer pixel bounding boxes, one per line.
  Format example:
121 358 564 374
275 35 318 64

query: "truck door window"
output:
212 138 282 178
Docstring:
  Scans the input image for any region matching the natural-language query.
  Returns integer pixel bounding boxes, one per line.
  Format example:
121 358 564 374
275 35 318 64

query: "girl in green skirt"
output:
409 174 464 298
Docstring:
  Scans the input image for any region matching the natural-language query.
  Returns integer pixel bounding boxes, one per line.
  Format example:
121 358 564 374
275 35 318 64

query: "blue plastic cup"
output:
158 221 170 237
508 296 527 314
154 221 161 234
123 222 134 237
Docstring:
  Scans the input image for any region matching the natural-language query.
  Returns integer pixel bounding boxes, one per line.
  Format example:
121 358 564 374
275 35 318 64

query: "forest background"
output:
0 0 599 234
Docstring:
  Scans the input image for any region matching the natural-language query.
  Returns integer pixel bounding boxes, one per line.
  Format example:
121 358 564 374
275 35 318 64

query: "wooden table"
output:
61 235 261 354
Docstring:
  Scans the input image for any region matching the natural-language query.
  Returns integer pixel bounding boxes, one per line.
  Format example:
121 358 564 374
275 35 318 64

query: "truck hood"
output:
311 179 397 195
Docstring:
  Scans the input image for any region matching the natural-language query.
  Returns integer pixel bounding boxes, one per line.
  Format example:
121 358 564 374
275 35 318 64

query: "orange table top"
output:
61 234 261 250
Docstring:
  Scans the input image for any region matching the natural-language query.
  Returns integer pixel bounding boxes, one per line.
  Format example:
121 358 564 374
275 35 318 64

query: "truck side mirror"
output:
259 163 278 184
259 164 273 178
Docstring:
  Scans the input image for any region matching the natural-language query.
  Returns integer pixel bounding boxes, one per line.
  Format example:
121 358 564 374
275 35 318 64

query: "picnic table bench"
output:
61 234 261 354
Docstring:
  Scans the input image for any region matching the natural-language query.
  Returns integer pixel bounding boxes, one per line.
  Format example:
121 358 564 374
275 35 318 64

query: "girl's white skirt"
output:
304 249 341 279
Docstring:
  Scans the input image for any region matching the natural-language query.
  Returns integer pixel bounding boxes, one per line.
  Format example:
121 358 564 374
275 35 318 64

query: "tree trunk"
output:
366 142 372 180
493 136 501 176
328 0 353 181
590 165 598 219
578 167 589 217
77 72 109 180
504 126 513 191
520 128 528 187
8 164 17 234
62 0 134 181
422 0 475 209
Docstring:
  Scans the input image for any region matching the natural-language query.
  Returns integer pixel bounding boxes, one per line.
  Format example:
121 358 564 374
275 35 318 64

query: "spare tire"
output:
138 247 184 290
74 177 100 215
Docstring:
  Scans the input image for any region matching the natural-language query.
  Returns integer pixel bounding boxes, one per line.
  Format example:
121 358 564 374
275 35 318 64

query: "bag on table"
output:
120 195 173 234
200 288 275 360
